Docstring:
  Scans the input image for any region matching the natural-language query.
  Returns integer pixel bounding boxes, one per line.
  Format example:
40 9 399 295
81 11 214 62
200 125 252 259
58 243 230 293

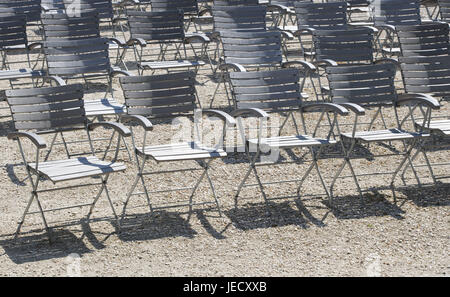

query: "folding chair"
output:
396 22 449 57
118 71 235 222
42 37 132 159
228 68 349 209
149 0 213 32
371 0 426 57
6 83 131 243
124 10 209 75
326 63 441 203
211 30 313 107
398 55 450 183
308 26 399 101
40 11 129 69
0 14 41 71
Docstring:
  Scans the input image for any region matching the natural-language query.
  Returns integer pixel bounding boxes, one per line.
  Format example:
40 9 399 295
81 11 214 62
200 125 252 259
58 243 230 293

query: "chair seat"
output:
249 135 337 149
84 98 126 117
416 120 450 136
137 142 227 162
341 128 429 142
140 60 205 70
28 156 126 183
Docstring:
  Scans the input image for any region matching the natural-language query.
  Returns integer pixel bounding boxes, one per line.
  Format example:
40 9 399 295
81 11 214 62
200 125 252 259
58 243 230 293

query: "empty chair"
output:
211 30 313 107
6 83 131 242
0 0 42 24
396 22 450 57
43 38 130 118
371 0 425 56
228 68 349 209
118 71 235 223
124 10 209 75
326 63 440 202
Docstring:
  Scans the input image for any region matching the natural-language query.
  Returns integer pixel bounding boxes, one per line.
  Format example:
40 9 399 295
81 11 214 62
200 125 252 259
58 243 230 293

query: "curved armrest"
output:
43 76 66 86
282 60 316 72
374 57 399 67
184 34 210 44
88 122 131 137
336 103 365 116
293 27 316 37
278 30 294 40
231 108 269 119
375 24 396 33
198 8 212 16
267 4 290 13
197 109 236 126
27 42 43 51
120 114 153 131
360 25 379 34
397 93 441 110
8 132 47 149
218 63 247 73
108 38 128 47
110 68 131 77
313 59 338 68
301 103 349 116
125 38 147 47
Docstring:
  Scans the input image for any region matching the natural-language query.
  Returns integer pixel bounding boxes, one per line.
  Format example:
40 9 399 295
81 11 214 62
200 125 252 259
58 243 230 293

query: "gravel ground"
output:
0 6 448 277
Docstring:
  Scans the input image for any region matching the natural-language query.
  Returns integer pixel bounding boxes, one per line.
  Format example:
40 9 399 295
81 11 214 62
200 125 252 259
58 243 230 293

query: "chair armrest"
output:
120 114 153 131
278 29 294 40
43 76 66 86
198 8 212 16
88 122 132 137
397 93 441 110
125 38 147 47
8 132 47 149
108 38 128 47
110 68 132 77
282 60 316 72
197 109 236 126
336 103 365 116
301 103 349 116
375 24 396 32
293 27 316 37
374 57 399 67
27 42 43 51
218 63 247 72
231 108 269 119
313 59 338 68
267 4 290 13
184 34 210 44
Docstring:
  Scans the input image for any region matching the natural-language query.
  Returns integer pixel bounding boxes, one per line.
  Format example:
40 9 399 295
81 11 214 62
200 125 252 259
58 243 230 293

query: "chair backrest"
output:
229 68 303 111
399 55 450 98
150 0 199 16
397 22 449 56
6 84 87 132
120 71 197 119
312 27 375 64
220 31 283 68
294 1 348 30
43 37 111 77
0 0 41 23
212 5 267 33
372 0 421 27
0 15 28 49
63 0 114 21
327 63 397 106
127 10 185 43
41 11 101 41
214 0 259 6
438 0 450 21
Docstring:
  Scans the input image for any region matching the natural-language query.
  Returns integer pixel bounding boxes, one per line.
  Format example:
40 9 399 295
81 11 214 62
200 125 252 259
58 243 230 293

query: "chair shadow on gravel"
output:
224 201 310 231
0 230 91 264
324 191 405 220
0 120 13 137
398 182 450 207
117 211 197 242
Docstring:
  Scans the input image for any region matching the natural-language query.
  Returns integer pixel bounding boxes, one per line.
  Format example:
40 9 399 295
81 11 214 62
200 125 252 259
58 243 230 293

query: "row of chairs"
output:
0 0 448 243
